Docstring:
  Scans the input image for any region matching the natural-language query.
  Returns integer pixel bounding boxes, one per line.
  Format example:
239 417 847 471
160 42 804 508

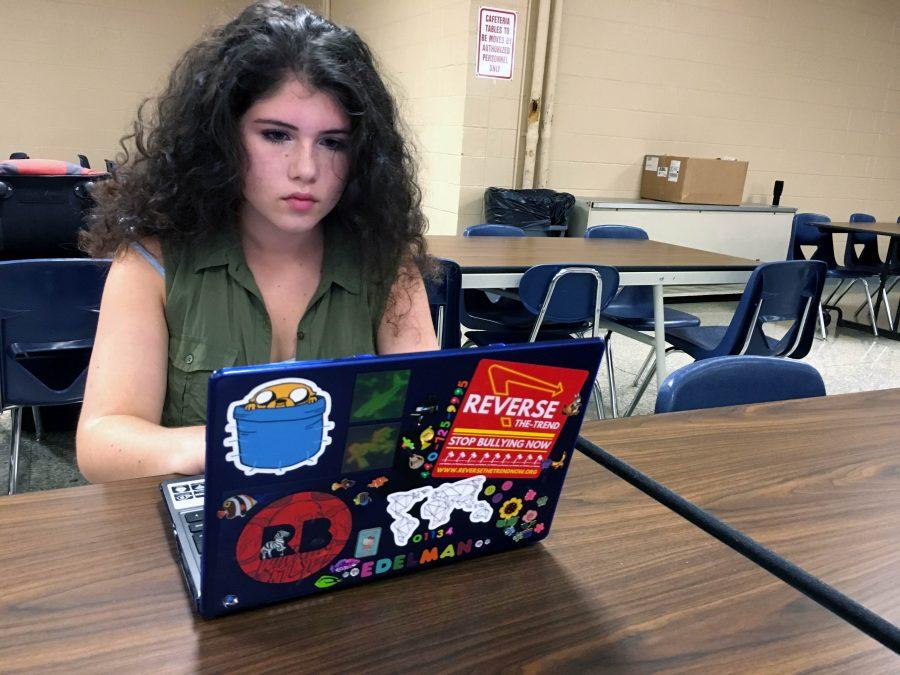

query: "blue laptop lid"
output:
199 340 603 617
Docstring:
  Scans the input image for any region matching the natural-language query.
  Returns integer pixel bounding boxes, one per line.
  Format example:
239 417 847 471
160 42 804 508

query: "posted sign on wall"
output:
476 7 516 79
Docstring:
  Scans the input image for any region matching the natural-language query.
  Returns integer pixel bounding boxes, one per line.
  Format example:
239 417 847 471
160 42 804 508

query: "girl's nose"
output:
289 143 317 182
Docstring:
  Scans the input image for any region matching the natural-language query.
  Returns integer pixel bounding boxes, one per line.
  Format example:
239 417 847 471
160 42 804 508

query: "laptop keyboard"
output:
183 509 204 555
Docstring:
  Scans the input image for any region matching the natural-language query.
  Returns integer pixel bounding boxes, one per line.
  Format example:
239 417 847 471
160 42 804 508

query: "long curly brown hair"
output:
82 1 431 309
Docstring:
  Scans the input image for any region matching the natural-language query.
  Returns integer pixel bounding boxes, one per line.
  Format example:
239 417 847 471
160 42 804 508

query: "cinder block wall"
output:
7 0 896 229
331 0 473 235
0 0 253 168
548 0 900 221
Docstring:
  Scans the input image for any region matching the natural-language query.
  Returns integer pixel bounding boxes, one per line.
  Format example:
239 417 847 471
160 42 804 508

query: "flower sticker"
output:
534 523 545 534
498 497 523 520
522 509 538 523
524 489 537 501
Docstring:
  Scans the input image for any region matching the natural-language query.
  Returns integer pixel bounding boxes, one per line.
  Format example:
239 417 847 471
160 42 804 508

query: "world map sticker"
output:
385 476 493 546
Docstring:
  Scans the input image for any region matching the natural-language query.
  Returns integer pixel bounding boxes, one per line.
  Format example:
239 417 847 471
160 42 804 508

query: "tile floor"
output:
2 285 898 494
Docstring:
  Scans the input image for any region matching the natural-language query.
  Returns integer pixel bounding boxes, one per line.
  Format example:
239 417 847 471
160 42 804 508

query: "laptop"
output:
162 339 603 617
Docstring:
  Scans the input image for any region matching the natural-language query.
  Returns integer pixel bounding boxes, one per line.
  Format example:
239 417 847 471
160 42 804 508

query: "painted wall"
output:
547 0 900 221
7 0 897 229
331 0 473 235
456 0 531 233
0 0 251 168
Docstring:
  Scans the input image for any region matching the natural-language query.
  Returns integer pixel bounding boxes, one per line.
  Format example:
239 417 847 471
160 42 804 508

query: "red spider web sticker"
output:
236 492 351 584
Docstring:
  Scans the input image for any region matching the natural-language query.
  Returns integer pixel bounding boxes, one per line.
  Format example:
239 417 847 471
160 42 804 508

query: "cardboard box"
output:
640 155 748 205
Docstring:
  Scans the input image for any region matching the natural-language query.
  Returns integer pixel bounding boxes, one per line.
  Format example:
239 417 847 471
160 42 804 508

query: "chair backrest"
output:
0 258 110 407
463 223 525 237
845 212 881 267
584 225 649 240
786 213 838 268
655 355 826 414
517 264 619 339
584 225 650 308
716 260 826 360
424 258 461 349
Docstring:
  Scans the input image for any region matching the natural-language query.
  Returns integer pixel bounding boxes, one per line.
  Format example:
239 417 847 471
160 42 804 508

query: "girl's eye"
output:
262 130 291 144
320 137 348 151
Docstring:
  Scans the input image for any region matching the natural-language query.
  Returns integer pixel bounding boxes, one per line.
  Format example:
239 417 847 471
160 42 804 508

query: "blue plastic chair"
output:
845 213 882 267
0 259 109 493
465 264 619 418
458 224 536 333
655 356 826 414
845 213 897 329
891 217 900 329
626 260 827 416
463 224 524 237
424 258 462 349
585 225 700 415
787 213 880 337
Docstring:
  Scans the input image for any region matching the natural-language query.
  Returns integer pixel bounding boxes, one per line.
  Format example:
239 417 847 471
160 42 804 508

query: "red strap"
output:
0 159 106 176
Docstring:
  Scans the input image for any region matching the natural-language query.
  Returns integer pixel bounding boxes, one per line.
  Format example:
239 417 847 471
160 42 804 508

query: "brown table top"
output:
581 388 900 630
426 235 759 272
0 453 893 670
818 221 900 237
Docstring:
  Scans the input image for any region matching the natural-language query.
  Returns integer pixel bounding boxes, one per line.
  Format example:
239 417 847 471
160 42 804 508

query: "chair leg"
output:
8 407 23 495
625 362 656 417
852 284 880 321
591 381 605 420
604 332 619 418
822 279 846 307
817 303 828 340
632 347 655 386
625 346 681 416
882 285 894 330
829 277 858 307
860 279 878 337
32 407 43 442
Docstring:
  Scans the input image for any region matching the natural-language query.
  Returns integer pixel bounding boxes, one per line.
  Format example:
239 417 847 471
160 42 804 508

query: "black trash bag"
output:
484 187 575 236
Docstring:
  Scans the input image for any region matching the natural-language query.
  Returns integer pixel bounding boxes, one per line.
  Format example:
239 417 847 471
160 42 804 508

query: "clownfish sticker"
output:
224 378 335 476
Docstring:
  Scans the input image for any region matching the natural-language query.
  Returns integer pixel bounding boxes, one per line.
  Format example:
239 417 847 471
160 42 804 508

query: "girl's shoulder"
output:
127 236 165 278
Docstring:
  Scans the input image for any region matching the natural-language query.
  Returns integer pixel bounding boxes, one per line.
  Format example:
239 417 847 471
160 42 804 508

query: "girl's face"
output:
239 77 351 240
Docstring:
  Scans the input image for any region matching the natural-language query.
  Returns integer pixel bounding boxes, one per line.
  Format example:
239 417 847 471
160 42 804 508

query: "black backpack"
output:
0 153 111 259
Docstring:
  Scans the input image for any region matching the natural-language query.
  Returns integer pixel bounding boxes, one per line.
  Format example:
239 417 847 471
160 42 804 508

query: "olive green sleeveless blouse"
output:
161 226 383 427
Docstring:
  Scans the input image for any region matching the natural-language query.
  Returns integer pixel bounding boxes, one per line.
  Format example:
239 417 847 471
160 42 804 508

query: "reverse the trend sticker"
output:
432 360 588 479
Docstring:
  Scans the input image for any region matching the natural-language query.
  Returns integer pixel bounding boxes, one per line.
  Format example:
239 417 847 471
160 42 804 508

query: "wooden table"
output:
579 388 900 642
817 222 900 338
819 221 900 239
427 235 758 386
0 455 894 670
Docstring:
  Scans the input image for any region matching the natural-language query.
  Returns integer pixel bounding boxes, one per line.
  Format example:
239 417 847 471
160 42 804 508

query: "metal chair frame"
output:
528 267 607 418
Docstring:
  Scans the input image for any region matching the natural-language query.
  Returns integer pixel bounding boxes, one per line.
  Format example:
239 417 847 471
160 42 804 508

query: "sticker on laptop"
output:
224 378 335 476
386 475 493 546
432 360 588 479
166 480 205 510
235 491 352 584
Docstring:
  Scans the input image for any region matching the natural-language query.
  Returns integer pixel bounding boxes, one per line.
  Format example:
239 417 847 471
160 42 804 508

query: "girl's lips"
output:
284 196 316 212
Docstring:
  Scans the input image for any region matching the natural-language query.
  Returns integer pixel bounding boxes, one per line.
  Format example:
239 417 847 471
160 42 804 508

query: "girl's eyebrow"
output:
252 118 350 134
